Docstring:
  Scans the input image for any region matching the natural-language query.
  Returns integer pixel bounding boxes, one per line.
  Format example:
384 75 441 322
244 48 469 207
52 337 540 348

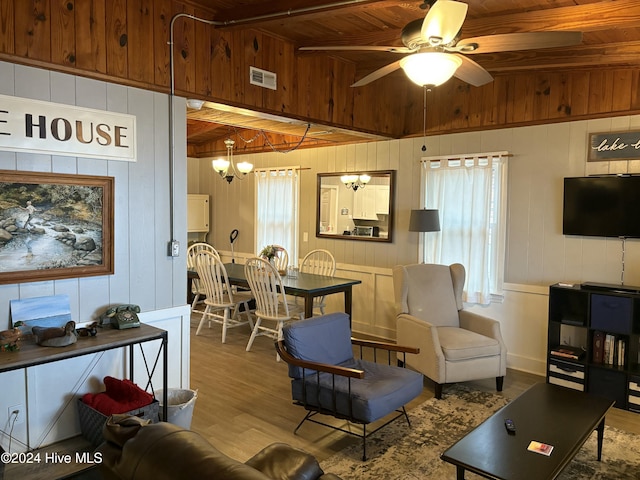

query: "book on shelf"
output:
592 331 605 364
604 334 614 364
550 345 585 360
617 339 625 366
599 333 626 367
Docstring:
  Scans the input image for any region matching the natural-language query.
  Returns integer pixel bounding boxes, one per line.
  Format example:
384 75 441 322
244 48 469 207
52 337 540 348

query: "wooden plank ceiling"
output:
186 0 640 156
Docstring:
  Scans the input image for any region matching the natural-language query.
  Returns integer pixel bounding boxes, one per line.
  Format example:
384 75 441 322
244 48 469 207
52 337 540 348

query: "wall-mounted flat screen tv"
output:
563 175 640 238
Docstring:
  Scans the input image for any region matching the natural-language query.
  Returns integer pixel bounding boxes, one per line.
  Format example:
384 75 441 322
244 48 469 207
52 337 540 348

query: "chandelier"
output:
211 138 253 183
341 174 371 191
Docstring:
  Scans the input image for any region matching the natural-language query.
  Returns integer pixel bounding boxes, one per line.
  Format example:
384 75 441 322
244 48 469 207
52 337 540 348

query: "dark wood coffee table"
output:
441 383 615 480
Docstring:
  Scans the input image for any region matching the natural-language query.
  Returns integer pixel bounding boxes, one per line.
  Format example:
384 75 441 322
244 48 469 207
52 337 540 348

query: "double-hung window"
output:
419 151 508 305
254 166 299 262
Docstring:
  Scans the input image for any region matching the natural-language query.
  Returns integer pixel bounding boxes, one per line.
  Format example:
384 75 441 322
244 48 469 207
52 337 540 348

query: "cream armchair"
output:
393 263 507 399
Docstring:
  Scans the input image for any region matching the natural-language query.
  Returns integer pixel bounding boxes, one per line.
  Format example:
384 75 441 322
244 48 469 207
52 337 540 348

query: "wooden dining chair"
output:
274 245 289 272
299 249 336 315
187 243 220 315
262 245 289 273
244 256 303 360
194 251 254 343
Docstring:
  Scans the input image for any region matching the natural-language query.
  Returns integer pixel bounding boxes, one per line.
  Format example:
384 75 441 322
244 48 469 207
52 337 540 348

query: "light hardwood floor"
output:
188 312 640 463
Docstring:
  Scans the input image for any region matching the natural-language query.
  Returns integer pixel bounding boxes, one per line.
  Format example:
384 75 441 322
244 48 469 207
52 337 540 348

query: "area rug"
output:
320 385 640 479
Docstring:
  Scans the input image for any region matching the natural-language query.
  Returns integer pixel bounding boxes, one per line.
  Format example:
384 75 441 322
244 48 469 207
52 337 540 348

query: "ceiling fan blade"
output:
457 31 583 54
351 60 403 87
421 0 468 46
299 45 415 54
454 55 493 87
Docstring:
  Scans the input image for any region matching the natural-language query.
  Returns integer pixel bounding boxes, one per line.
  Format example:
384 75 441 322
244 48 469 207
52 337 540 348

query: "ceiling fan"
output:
300 0 583 88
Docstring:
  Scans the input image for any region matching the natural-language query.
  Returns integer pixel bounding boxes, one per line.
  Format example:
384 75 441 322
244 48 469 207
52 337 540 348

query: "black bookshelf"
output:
547 283 640 412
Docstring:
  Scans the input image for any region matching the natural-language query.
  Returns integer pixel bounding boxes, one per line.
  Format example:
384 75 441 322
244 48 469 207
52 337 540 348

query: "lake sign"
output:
589 130 640 161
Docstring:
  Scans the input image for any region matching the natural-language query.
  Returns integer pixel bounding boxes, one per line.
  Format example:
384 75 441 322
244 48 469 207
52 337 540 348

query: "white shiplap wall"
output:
0 62 190 451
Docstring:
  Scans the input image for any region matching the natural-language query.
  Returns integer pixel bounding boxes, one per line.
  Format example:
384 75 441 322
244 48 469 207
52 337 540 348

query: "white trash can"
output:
156 388 198 429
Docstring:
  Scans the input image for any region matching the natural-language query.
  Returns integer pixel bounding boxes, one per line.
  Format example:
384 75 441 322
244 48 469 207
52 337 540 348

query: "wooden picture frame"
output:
316 170 396 243
0 170 114 284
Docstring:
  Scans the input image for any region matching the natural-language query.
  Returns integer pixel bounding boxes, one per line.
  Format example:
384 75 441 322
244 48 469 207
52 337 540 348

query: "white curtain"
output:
422 154 506 305
255 167 299 263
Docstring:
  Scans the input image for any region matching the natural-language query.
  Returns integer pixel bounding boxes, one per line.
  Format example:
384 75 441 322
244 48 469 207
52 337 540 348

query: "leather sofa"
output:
98 415 342 480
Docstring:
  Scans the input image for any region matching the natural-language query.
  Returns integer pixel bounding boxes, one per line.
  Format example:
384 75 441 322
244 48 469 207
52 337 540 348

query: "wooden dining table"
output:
188 262 362 320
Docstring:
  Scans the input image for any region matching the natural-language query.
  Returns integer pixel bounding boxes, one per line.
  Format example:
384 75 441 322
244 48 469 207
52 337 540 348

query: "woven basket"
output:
77 397 160 447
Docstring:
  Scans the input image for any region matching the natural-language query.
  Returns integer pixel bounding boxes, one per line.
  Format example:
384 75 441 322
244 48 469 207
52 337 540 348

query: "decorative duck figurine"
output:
0 321 24 351
32 321 78 347
76 321 99 337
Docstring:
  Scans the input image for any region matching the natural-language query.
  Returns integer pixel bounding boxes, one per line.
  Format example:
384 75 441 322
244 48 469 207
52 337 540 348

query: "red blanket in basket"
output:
82 376 154 415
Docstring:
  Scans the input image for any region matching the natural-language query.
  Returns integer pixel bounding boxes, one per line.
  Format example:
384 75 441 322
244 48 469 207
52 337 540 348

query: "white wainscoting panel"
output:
18 305 190 452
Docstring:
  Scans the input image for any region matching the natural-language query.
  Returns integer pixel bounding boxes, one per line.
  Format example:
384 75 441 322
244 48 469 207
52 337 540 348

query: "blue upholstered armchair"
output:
275 312 423 460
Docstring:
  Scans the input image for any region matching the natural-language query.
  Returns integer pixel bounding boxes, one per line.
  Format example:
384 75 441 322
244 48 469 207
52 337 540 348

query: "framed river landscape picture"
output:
0 170 114 284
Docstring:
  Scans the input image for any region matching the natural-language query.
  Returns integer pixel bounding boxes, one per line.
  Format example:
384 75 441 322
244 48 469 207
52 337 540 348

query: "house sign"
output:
0 94 136 162
588 130 640 162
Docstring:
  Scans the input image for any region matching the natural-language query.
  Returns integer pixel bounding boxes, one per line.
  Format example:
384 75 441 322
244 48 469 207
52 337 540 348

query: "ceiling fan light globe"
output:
400 52 462 87
359 174 371 184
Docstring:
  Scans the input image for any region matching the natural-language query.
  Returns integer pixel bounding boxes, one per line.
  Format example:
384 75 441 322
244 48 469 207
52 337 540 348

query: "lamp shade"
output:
409 209 440 232
400 52 462 87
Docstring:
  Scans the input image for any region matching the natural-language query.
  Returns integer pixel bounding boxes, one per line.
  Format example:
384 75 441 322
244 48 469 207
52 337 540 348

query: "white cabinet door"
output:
375 185 390 214
187 194 210 232
353 188 377 219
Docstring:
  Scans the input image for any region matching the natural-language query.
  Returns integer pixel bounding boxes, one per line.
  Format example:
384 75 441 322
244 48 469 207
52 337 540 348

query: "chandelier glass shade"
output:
211 138 253 183
400 52 462 87
341 174 371 191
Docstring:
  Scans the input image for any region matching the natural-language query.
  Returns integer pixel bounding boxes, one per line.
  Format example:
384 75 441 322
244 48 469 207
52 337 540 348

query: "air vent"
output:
249 66 277 90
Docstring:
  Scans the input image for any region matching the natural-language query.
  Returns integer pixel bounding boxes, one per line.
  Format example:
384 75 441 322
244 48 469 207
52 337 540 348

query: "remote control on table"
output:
504 419 516 434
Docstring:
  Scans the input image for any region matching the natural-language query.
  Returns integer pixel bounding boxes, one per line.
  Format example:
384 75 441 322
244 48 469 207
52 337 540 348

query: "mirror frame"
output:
316 170 395 243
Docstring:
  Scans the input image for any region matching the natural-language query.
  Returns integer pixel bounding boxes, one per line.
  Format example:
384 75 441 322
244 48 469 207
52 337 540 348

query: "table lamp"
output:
409 209 440 232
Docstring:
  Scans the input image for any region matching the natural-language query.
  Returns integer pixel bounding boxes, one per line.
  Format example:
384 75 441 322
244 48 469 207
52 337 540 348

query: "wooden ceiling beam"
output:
462 1 640 37
211 0 399 27
297 1 640 48
473 40 640 72
186 120 226 138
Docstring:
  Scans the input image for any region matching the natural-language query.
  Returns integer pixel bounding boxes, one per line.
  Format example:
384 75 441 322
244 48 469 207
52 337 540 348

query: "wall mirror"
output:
316 170 395 242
